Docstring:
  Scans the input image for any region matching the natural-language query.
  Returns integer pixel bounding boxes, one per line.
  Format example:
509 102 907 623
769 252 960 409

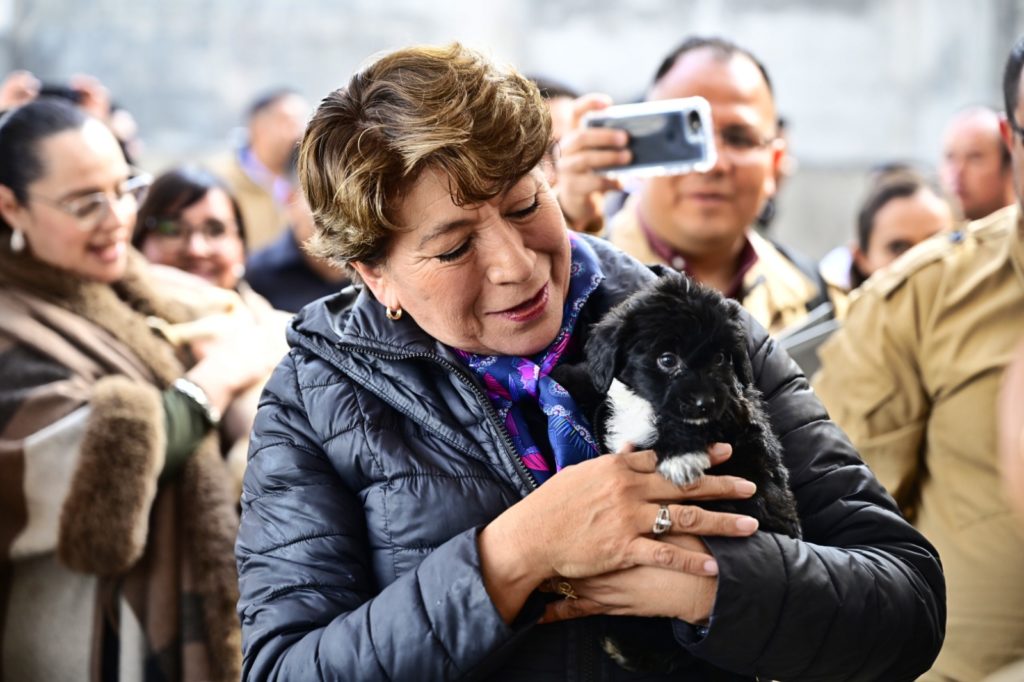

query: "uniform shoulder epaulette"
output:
864 230 966 298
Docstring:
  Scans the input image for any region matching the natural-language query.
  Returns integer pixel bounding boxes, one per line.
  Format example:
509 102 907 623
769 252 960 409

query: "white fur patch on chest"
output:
604 379 658 453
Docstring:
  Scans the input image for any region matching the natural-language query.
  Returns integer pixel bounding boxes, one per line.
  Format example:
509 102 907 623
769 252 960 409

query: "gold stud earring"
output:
386 305 403 321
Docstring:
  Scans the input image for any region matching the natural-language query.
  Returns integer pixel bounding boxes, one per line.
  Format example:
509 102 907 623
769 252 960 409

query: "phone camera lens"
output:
687 111 702 135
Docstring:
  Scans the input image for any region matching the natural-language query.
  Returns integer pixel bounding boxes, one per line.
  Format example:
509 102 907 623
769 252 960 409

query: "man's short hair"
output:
247 87 301 120
1003 36 1024 128
651 36 774 98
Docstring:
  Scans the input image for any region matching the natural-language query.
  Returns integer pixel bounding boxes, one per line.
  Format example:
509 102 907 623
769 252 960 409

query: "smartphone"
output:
583 97 717 178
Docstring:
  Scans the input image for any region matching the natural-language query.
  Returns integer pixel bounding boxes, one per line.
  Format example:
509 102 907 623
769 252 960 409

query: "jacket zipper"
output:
334 343 538 494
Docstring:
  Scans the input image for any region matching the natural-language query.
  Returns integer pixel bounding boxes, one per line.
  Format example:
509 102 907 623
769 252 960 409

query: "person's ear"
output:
0 184 30 233
350 260 397 307
764 136 787 197
851 243 872 280
1000 114 1015 148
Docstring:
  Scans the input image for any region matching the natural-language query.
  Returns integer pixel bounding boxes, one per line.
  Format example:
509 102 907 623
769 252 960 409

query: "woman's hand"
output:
478 444 757 622
67 74 111 121
539 534 717 625
0 70 40 109
554 94 630 232
185 318 283 413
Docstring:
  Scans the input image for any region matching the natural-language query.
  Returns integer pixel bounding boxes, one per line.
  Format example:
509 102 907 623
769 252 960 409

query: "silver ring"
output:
652 505 672 535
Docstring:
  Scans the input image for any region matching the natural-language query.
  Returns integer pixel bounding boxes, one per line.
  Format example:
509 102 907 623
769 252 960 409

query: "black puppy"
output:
553 273 801 673
556 272 800 538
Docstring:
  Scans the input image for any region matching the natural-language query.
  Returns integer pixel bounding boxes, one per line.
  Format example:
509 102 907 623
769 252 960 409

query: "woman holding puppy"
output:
236 43 945 680
0 98 281 680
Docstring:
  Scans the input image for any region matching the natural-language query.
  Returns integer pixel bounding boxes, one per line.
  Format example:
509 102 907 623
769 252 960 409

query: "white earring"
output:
10 229 25 253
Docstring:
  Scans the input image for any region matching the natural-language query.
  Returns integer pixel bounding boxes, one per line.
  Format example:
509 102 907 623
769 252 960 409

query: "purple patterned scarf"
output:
455 234 605 484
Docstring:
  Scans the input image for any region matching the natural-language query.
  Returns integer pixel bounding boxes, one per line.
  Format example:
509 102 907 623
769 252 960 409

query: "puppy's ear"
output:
724 300 755 386
585 329 620 394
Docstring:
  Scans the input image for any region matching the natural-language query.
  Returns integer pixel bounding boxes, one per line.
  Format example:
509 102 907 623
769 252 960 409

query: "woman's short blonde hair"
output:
300 43 551 269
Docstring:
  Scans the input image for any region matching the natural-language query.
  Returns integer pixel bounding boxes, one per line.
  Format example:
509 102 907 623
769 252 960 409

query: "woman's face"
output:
353 168 572 357
140 187 245 290
1 120 134 283
854 188 952 278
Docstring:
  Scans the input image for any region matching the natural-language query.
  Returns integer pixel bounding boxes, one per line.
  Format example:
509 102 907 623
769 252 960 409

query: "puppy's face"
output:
619 329 740 425
586 274 753 425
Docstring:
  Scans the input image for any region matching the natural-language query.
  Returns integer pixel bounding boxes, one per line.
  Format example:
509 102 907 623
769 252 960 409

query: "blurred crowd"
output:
0 31 1022 681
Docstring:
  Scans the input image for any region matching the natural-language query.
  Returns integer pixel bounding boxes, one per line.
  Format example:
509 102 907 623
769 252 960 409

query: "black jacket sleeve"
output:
235 352 529 681
678 315 945 681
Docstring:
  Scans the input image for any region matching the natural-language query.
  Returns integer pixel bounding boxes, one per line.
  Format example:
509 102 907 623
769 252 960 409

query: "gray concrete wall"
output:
3 0 1024 259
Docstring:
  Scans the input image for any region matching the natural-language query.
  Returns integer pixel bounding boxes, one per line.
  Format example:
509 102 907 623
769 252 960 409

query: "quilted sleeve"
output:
235 351 532 681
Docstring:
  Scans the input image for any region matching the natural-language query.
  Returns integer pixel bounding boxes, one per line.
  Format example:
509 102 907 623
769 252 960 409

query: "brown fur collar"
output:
0 246 192 387
1 246 241 679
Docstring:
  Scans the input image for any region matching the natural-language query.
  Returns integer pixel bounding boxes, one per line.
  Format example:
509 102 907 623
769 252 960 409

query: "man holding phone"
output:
557 36 823 335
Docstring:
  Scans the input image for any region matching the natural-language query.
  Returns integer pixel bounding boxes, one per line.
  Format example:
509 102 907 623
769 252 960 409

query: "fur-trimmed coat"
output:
0 246 242 681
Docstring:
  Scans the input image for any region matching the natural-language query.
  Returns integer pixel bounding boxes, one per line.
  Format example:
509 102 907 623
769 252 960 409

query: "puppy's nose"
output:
693 394 716 414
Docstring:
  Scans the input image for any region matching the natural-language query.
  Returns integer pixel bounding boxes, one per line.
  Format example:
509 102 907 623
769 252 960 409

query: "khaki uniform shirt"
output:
815 204 1024 680
608 196 821 335
210 154 289 251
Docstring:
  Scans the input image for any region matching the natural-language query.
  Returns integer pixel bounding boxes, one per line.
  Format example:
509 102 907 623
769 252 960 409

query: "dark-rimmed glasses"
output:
142 216 239 245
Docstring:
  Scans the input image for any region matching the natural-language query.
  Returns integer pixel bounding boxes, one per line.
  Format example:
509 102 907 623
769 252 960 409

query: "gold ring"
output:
556 580 578 600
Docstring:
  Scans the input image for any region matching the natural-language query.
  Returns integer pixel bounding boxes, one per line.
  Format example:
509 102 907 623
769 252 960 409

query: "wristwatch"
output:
172 377 221 428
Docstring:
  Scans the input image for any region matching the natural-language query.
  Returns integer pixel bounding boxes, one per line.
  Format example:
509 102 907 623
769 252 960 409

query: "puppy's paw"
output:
657 452 711 486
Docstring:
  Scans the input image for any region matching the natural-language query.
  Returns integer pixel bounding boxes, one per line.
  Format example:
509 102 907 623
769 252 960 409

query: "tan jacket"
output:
210 153 289 251
608 196 821 335
815 203 1024 681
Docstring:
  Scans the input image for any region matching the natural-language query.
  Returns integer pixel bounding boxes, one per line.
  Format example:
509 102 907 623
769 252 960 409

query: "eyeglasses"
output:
142 216 238 244
29 173 152 231
713 126 776 163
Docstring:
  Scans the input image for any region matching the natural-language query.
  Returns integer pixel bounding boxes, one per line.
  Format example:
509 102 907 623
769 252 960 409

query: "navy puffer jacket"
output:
236 236 944 680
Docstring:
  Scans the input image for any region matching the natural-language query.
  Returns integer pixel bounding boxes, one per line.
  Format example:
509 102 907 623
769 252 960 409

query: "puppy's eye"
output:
712 351 726 366
657 353 680 371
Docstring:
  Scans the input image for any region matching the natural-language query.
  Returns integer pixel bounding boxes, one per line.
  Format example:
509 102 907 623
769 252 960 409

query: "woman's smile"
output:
87 238 126 263
489 282 550 322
